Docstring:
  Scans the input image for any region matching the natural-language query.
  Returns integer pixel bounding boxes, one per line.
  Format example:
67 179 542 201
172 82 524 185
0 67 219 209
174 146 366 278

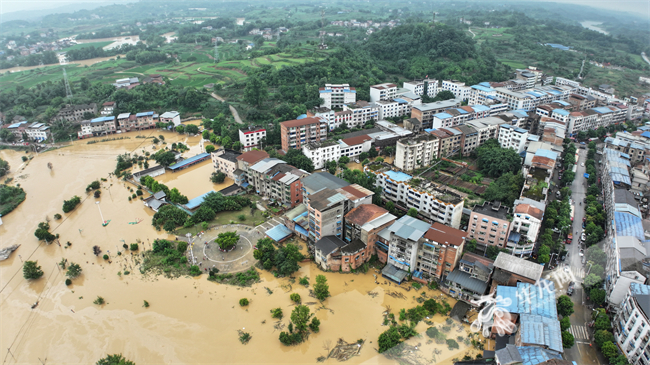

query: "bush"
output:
23 261 44 279
86 180 100 191
238 214 246 221
94 190 101 198
271 307 283 319
53 213 62 220
378 327 402 353
446 339 459 350
93 296 105 305
239 298 249 306
62 195 81 213
177 241 188 253
189 265 202 276
66 263 82 278
309 317 320 332
65 278 72 286
290 293 301 304
103 254 109 260
299 277 309 286
130 243 139 251
239 331 251 344
314 275 330 301
143 300 150 308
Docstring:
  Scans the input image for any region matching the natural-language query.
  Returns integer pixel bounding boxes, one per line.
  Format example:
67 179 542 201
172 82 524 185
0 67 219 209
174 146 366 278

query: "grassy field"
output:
177 207 268 236
498 59 527 69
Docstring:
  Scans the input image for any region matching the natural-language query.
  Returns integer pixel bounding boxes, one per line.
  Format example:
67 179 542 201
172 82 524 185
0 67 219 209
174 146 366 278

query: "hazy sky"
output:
0 0 648 17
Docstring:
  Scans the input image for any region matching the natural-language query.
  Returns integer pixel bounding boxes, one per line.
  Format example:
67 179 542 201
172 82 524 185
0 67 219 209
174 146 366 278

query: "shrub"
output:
62 195 81 213
103 254 109 260
426 327 439 338
239 298 249 306
177 241 188 253
412 282 422 290
66 263 82 278
238 214 246 221
290 293 301 304
314 275 330 301
136 189 143 196
299 277 309 286
446 339 459 350
189 265 202 276
378 327 402 353
271 307 283 319
86 181 100 191
130 243 139 251
94 190 101 198
239 331 251 344
123 244 129 250
53 213 62 220
143 300 150 308
309 317 320 332
65 279 72 286
23 261 44 279
93 296 105 305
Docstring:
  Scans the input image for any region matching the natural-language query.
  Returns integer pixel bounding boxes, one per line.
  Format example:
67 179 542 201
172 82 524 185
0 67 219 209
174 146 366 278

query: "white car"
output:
581 163 585 167
579 249 584 256
564 266 569 272
581 233 587 241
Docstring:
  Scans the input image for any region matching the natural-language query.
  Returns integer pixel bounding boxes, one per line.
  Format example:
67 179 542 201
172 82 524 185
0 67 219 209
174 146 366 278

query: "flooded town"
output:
1 1 649 365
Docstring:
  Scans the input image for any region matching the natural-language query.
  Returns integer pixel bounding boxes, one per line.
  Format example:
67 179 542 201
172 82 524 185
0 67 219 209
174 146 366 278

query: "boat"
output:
0 244 20 261
31 301 39 309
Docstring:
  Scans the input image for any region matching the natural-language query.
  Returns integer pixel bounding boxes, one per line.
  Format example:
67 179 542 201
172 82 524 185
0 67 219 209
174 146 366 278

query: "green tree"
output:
407 208 418 217
600 341 618 359
244 76 268 107
211 172 227 183
96 354 136 365
432 90 456 102
205 145 216 153
560 317 570 331
290 304 311 334
175 125 185 134
594 330 614 348
584 273 603 289
339 156 350 164
561 331 575 348
557 295 574 317
378 327 402 353
537 245 550 264
66 262 82 279
185 124 199 135
290 293 301 303
153 151 176 167
215 231 239 250
314 274 330 301
23 261 44 279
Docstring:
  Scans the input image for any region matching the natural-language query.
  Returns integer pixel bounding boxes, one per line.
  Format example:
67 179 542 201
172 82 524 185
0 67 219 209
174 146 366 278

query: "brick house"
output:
344 204 396 263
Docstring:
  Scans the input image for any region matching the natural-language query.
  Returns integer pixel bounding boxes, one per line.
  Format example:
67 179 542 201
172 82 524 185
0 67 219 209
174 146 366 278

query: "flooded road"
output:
0 130 477 364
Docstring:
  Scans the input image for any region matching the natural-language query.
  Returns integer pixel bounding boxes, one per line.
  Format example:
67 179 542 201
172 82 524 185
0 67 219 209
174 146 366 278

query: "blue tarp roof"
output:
393 98 408 104
385 170 412 182
294 224 308 236
424 128 436 133
508 231 521 243
534 149 558 161
517 280 557 318
8 121 27 128
296 114 307 119
471 84 493 92
266 224 292 242
593 106 613 114
472 104 490 112
512 110 529 118
520 314 563 353
615 212 646 241
552 109 569 116
642 131 650 139
91 116 115 123
168 153 210 171
496 286 518 313
184 190 216 210
434 112 453 119
136 111 154 117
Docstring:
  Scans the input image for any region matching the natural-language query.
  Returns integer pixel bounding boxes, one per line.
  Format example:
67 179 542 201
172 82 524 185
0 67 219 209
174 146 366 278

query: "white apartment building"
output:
319 84 356 109
498 124 528 153
375 99 411 120
341 101 379 127
25 123 51 142
511 198 545 249
160 111 181 126
369 83 397 103
383 215 431 272
489 104 509 115
365 163 464 229
302 141 341 169
238 126 266 151
77 116 117 139
567 110 599 135
402 79 439 98
468 84 497 105
395 134 440 171
494 88 536 111
338 134 372 158
100 102 115 116
465 116 504 146
614 283 650 365
431 105 491 129
441 80 472 101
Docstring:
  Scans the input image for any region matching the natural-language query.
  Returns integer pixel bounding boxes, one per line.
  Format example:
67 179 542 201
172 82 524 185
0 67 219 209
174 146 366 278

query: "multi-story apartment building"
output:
429 128 462 158
116 113 133 132
319 84 356 109
375 98 412 120
369 83 397 102
394 134 440 171
211 149 242 184
343 204 397 263
568 93 597 110
280 116 328 152
160 111 181 126
100 101 115 116
411 99 462 129
441 80 472 101
469 201 511 249
498 124 529 153
302 140 341 169
77 116 118 139
445 253 494 305
402 79 439 98
614 283 650 365
419 223 466 280
382 215 431 273
338 135 372 158
135 111 156 130
235 149 269 186
248 158 308 208
509 198 545 255
494 87 535 111
365 162 464 228
468 83 497 105
455 124 479 156
24 122 51 142
54 103 97 122
567 109 599 134
238 126 266 151
465 116 504 146
341 101 379 128
300 172 351 204
431 105 491 129
605 134 650 165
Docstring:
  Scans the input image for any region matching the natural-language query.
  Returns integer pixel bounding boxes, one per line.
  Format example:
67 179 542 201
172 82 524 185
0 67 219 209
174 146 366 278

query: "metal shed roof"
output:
266 224 292 242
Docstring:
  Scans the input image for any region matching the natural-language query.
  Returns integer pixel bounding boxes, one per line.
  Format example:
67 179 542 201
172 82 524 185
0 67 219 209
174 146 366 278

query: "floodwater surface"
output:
0 129 478 364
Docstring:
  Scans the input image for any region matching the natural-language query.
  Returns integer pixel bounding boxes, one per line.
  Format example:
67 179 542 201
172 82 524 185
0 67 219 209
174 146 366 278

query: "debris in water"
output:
327 338 363 361
0 244 20 261
386 291 406 299
367 291 378 298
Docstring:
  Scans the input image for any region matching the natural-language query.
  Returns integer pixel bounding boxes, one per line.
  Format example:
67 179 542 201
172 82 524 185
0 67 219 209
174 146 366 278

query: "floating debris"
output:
367 291 378 298
327 338 363 362
0 244 20 261
386 291 406 300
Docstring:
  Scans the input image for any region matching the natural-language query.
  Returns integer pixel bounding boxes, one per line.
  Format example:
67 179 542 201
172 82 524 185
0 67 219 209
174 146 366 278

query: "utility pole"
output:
63 68 72 99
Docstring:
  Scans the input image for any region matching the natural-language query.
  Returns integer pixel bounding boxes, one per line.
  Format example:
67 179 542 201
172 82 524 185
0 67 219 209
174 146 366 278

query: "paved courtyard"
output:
186 224 262 274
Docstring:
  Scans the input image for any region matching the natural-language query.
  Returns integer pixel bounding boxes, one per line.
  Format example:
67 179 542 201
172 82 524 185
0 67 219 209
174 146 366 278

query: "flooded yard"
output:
0 131 480 364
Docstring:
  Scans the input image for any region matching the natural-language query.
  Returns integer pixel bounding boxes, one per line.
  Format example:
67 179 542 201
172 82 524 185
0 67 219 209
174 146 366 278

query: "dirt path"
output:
642 52 650 66
468 28 476 39
210 93 243 124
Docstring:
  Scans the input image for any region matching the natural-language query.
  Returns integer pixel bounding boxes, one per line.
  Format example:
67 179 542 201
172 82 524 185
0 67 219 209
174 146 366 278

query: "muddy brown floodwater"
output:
0 129 480 364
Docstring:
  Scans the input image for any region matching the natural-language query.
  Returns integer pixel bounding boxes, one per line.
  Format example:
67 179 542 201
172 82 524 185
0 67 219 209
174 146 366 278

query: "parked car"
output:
567 282 575 296
581 233 587 241
579 249 584 256
581 162 585 167
582 221 586 229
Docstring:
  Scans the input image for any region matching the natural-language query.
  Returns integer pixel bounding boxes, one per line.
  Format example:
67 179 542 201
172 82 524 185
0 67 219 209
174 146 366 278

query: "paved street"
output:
562 146 605 364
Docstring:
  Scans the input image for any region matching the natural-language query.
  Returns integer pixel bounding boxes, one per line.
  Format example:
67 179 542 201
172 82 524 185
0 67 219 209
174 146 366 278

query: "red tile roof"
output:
514 204 544 220
281 117 324 128
271 173 286 181
102 101 115 106
424 222 466 246
344 204 388 226
339 184 373 199
341 134 371 146
237 150 269 164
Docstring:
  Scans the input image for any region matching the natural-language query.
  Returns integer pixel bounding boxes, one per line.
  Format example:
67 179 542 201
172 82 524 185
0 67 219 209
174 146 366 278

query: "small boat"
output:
31 301 39 309
102 220 111 227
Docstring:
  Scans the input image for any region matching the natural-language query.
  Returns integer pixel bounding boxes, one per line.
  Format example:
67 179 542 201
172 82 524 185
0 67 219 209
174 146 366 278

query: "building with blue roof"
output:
183 190 216 210
168 153 211 171
266 224 293 242
551 108 569 116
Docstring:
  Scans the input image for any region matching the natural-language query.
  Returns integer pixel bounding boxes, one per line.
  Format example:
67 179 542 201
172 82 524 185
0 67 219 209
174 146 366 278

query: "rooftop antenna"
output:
63 68 72 99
